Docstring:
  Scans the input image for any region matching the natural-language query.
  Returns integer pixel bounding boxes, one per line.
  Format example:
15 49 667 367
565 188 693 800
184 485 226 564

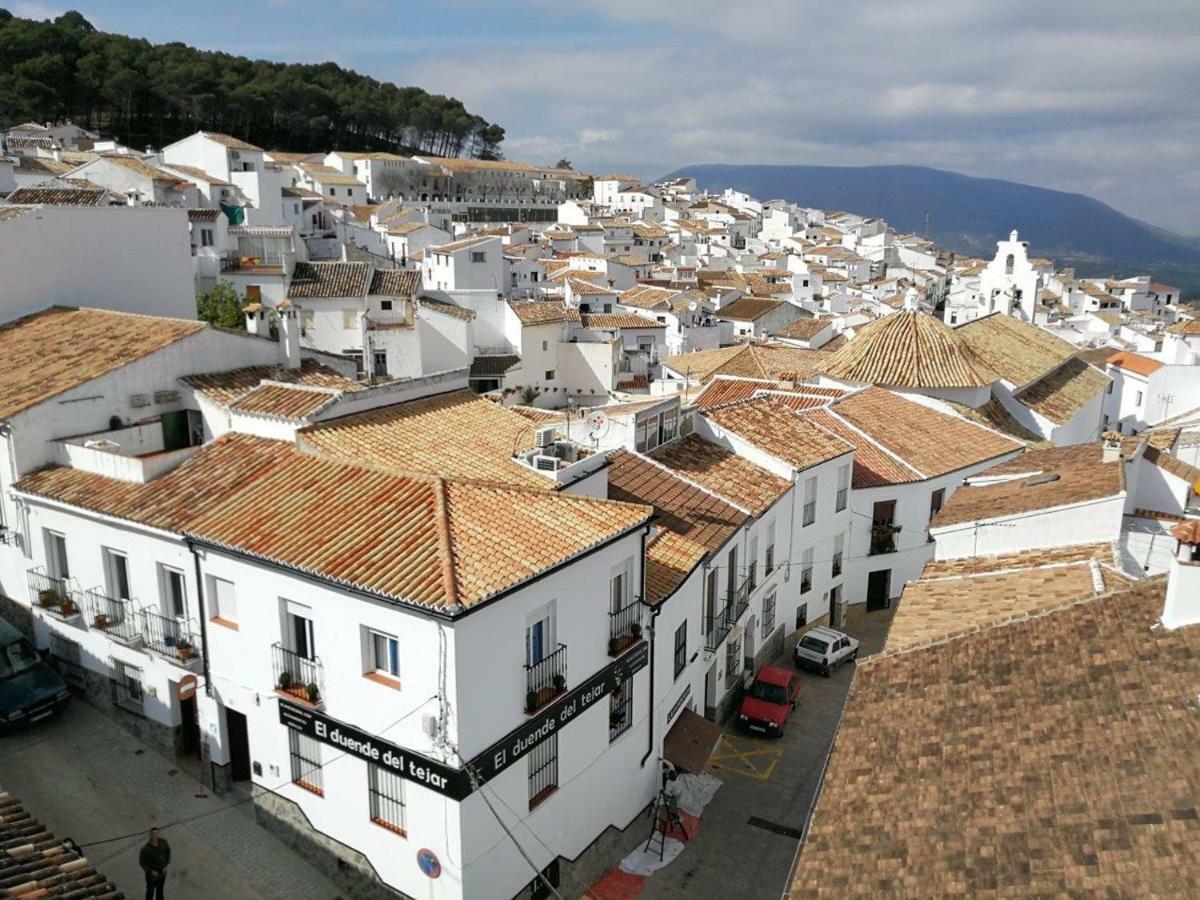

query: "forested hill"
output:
0 9 505 158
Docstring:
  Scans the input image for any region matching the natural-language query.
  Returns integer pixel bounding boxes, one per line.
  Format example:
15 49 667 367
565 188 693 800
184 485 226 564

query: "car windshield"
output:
749 680 788 705
0 638 41 680
799 636 828 653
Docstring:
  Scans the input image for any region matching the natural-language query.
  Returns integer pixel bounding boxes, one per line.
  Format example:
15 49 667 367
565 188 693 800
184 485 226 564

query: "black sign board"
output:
278 702 472 800
276 640 649 802
466 640 649 786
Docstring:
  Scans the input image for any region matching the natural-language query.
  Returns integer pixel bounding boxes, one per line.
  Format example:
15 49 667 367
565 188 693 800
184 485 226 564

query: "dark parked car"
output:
0 617 70 732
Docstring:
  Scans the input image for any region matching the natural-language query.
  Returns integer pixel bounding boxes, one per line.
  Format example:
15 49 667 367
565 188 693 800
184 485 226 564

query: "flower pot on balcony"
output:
525 690 539 712
277 671 293 691
552 674 567 692
37 589 59 608
58 601 77 617
93 614 109 629
305 682 320 703
630 622 643 639
176 641 193 662
608 637 620 656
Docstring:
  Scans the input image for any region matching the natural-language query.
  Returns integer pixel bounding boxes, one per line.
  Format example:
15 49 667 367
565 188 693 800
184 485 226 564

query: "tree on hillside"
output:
555 159 573 170
196 282 245 330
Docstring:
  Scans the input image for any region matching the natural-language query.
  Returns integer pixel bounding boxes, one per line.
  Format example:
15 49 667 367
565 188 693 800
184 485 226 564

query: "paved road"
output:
0 700 342 900
641 609 895 899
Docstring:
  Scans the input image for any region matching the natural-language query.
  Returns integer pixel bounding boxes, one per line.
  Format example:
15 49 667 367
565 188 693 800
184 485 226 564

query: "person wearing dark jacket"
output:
139 827 171 900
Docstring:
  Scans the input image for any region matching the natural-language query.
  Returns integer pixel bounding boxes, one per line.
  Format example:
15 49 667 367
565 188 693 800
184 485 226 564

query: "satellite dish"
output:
687 300 698 312
586 410 610 436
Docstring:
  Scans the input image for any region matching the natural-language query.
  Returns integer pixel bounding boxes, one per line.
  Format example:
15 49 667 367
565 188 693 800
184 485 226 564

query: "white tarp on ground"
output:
618 772 723 876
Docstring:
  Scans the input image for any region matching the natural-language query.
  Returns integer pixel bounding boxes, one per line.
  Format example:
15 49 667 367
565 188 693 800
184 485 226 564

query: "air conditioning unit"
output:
533 454 559 472
534 426 556 448
129 393 151 408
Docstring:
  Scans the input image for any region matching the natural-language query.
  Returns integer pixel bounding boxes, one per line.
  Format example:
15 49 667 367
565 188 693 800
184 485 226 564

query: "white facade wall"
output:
0 206 195 322
931 493 1126 560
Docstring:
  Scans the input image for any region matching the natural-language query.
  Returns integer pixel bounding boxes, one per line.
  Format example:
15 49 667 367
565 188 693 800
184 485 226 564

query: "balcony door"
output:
526 614 552 667
286 608 315 660
46 531 69 581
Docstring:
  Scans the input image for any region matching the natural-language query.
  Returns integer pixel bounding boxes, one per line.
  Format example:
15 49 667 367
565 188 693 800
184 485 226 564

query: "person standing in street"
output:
139 827 171 900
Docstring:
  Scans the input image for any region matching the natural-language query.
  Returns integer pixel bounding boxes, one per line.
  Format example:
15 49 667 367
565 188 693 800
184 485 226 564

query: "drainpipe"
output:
186 539 214 698
638 524 663 768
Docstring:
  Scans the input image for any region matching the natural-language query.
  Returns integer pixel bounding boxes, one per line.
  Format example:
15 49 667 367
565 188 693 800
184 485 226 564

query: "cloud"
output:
11 2 65 19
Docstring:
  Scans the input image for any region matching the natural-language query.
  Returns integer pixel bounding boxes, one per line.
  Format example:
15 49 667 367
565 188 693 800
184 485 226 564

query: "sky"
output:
10 0 1200 233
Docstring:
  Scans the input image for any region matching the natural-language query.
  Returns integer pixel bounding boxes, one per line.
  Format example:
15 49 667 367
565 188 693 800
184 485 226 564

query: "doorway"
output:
226 708 251 783
866 569 892 612
180 696 201 758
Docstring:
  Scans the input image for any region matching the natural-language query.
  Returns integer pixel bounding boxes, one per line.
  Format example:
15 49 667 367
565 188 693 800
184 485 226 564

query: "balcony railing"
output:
221 252 287 272
27 568 77 619
272 642 325 706
831 552 843 579
80 589 141 644
608 600 643 657
870 524 901 556
525 643 568 713
140 609 200 666
704 603 734 651
731 575 751 621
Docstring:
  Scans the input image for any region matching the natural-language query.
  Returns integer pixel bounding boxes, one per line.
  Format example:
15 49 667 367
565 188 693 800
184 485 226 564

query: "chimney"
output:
902 286 920 311
244 305 265 336
277 304 302 369
1101 430 1123 463
1161 519 1200 629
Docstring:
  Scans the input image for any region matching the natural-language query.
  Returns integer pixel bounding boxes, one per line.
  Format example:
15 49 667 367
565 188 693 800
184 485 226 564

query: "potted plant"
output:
630 622 643 639
608 637 620 656
176 639 193 662
37 589 59 608
305 682 320 703
58 599 77 617
93 613 109 629
552 673 566 692
277 671 293 692
526 690 539 712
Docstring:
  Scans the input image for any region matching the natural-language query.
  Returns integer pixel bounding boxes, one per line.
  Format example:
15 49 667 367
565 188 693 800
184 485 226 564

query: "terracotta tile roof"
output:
945 397 1050 448
97 153 179 183
800 408 919 487
650 433 790 516
955 312 1077 387
0 788 125 898
1171 519 1200 543
299 163 364 186
835 387 1021 477
580 313 665 330
369 269 420 296
692 377 784 411
819 310 998 389
791 577 1200 898
162 163 231 185
187 208 221 222
297 389 552 490
15 433 291 532
181 358 360 407
1013 356 1110 424
0 307 205 421
509 301 579 326
619 285 684 310
776 317 827 340
1143 446 1200 488
567 276 615 297
187 446 650 610
664 343 828 382
13 155 72 175
430 234 494 254
607 449 744 553
1107 350 1164 377
1165 318 1200 335
288 261 371 299
4 186 104 205
201 132 262 151
420 299 475 321
920 541 1119 579
229 383 338 421
645 530 707 606
716 296 786 322
887 559 1132 654
469 355 520 378
932 442 1124 527
704 398 854 472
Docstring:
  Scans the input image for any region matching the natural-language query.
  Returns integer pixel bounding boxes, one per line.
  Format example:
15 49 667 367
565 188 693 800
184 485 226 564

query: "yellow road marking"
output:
707 734 783 781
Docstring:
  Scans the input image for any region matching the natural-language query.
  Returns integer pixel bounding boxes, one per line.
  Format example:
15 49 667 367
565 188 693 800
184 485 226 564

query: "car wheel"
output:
822 667 831 678
850 649 859 662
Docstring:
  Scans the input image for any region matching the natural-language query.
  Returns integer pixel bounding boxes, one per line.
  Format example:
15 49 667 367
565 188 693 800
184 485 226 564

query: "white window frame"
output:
207 575 237 625
367 628 400 679
102 547 131 601
158 564 187 619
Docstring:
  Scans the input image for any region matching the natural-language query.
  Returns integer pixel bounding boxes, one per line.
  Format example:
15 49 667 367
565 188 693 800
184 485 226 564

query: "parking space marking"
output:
707 734 783 781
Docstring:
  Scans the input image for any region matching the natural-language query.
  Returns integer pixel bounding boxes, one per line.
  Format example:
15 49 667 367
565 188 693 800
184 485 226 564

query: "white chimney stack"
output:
1161 519 1200 630
277 303 302 370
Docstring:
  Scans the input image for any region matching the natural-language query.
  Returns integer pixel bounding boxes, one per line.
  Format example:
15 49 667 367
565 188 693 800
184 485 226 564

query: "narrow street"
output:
0 700 341 900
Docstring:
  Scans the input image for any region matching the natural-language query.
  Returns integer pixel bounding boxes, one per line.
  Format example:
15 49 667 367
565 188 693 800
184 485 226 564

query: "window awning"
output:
663 707 723 775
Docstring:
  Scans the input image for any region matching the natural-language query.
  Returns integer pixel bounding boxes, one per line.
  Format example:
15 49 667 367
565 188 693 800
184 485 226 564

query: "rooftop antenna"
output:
922 211 932 238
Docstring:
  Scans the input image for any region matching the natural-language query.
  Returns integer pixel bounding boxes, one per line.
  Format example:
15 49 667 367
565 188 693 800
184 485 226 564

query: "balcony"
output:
831 552 843 579
730 575 751 621
140 609 201 668
704 603 734 651
80 588 141 644
870 524 901 556
525 644 568 714
27 568 80 622
608 599 643 657
220 252 287 273
272 642 324 706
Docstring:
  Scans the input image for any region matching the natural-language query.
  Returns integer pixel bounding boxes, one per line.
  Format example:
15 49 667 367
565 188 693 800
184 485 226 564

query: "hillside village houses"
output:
4 121 1200 898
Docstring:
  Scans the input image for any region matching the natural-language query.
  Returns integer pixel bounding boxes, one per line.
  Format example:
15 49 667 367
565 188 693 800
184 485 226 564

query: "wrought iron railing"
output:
870 524 900 556
272 642 325 705
731 575 751 620
27 568 74 614
704 603 734 651
140 609 200 665
80 588 140 643
525 643 568 713
608 599 643 656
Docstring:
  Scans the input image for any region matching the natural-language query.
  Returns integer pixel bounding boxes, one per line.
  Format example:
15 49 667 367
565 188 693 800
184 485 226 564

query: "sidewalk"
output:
0 699 342 899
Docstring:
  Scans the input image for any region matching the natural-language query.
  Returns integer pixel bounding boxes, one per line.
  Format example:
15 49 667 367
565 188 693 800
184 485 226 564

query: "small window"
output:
929 488 945 522
159 565 186 618
803 476 818 527
289 729 324 796
328 187 335 196
200 228 214 247
544 369 555 381
470 251 487 264
761 591 777 638
380 299 393 311
368 764 406 835
208 575 237 626
801 548 814 594
609 677 633 742
673 622 687 679
367 629 400 678
1136 390 1144 406
542 340 548 352
109 658 144 717
343 309 359 330
528 733 558 810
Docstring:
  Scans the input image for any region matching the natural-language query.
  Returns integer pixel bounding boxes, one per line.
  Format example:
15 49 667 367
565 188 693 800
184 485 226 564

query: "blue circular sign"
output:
417 848 441 879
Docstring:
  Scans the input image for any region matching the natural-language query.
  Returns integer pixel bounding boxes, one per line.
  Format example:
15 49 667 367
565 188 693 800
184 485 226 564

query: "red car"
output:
736 666 800 737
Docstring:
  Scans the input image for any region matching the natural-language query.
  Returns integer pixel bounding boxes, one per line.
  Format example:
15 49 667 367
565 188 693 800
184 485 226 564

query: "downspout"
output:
639 524 659 767
187 539 214 698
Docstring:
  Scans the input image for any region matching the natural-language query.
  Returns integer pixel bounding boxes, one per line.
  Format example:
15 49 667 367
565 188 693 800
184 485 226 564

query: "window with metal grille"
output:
368 764 406 834
289 729 324 796
49 633 85 689
836 463 850 512
803 476 817 526
725 636 741 689
801 548 814 594
673 622 687 679
764 521 775 575
528 734 558 810
762 591 776 638
108 658 144 717
609 679 633 742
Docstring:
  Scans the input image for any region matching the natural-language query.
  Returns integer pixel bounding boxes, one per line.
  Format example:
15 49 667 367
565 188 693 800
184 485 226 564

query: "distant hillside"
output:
0 9 504 158
665 163 1200 294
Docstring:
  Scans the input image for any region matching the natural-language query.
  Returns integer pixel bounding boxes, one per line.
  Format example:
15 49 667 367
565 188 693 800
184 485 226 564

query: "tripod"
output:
643 764 688 859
